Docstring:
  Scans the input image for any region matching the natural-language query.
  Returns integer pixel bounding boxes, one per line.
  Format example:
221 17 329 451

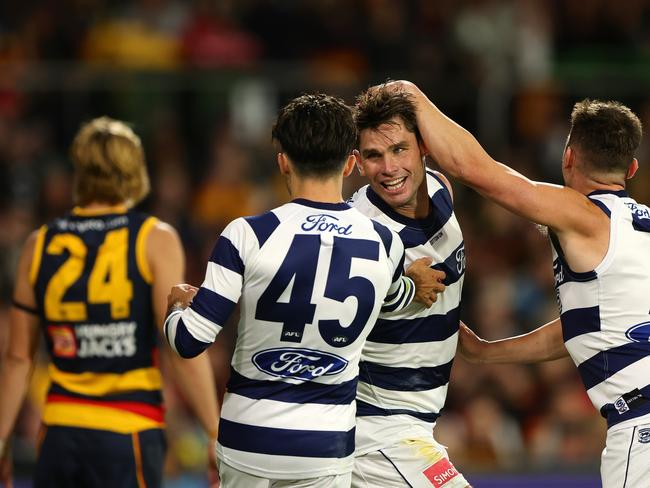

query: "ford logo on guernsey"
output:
252 347 349 381
625 321 650 343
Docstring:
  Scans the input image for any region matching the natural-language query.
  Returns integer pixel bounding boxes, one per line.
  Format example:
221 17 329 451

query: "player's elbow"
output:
164 315 212 359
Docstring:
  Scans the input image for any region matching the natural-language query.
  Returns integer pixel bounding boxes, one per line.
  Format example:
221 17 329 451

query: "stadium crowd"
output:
2 0 650 483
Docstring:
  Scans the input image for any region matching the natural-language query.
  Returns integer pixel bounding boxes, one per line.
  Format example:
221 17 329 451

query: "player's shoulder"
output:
426 169 454 204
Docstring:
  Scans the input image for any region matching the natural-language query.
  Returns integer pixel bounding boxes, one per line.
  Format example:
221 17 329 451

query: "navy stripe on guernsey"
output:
578 342 650 391
365 186 453 248
431 241 465 286
244 211 281 248
368 307 460 344
590 198 612 218
219 418 355 458
356 400 441 423
48 382 163 405
372 220 393 260
561 306 601 343
228 369 357 405
170 316 211 358
190 287 236 327
359 360 453 392
210 236 244 274
600 385 650 428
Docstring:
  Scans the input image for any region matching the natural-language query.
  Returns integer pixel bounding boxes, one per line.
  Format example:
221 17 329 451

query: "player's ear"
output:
353 149 365 176
626 158 639 180
277 152 290 175
418 140 430 163
563 146 575 170
342 154 356 177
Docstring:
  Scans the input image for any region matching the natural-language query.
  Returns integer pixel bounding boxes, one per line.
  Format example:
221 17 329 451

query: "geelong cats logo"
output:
252 348 348 381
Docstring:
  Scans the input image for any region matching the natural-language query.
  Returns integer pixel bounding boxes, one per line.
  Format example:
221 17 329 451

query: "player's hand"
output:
207 434 219 488
458 321 488 363
167 284 199 311
405 257 446 308
0 442 14 488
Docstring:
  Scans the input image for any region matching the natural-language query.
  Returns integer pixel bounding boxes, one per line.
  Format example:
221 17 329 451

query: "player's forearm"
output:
406 83 495 184
464 319 568 364
166 353 220 437
0 355 33 440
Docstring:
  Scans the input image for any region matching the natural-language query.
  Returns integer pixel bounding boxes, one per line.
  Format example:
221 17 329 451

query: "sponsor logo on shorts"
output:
639 428 650 444
423 458 460 487
48 325 77 358
252 347 348 381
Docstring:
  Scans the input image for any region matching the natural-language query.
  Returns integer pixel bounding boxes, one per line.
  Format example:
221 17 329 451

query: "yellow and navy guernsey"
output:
30 206 164 434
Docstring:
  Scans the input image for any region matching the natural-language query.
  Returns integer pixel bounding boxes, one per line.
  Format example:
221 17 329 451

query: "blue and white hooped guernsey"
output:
552 189 650 431
164 199 415 479
348 170 465 455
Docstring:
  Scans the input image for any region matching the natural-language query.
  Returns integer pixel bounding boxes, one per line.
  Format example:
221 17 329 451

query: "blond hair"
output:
70 117 150 207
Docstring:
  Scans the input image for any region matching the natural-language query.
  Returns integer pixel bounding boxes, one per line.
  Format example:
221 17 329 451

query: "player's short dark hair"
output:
568 99 642 175
272 93 357 177
354 85 421 142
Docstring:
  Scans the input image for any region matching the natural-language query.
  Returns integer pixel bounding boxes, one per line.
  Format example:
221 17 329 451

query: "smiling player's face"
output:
356 117 426 218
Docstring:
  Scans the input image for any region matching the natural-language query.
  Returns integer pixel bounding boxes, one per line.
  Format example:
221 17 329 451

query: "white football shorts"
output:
601 421 650 488
218 460 352 488
352 436 469 488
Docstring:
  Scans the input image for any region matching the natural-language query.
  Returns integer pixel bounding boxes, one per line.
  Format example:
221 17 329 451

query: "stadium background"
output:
1 1 649 486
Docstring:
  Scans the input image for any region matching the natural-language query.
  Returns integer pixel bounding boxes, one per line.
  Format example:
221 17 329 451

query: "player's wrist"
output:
0 438 6 458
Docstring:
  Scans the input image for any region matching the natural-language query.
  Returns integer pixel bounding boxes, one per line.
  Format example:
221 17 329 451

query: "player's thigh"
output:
272 473 352 488
218 460 271 488
601 423 650 488
353 438 469 488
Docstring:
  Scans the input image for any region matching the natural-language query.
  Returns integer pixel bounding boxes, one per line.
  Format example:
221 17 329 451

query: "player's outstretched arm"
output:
388 81 604 240
458 318 568 364
0 231 42 488
147 223 220 483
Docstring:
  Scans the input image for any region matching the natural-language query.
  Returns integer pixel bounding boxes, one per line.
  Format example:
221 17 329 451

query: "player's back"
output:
553 190 650 430
207 199 411 479
32 205 164 433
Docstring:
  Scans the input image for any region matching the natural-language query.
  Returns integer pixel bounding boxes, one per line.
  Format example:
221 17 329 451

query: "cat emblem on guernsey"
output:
252 347 349 381
625 321 650 343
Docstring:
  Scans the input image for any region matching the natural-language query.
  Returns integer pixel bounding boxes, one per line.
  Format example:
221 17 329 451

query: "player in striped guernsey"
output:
163 93 440 488
397 81 650 487
348 85 471 488
0 117 219 487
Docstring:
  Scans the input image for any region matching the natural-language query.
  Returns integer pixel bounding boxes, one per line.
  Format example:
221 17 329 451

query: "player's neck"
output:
288 177 345 204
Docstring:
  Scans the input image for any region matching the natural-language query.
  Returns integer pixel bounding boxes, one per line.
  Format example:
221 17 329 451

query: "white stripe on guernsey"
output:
217 444 353 479
356 380 449 414
565 327 629 365
164 310 182 355
558 279 599 313
182 306 221 343
203 262 243 303
220 393 356 431
362 331 458 369
380 285 462 320
586 355 650 408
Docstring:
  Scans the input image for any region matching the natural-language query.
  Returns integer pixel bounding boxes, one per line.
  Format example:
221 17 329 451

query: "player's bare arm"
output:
147 222 220 485
0 230 42 488
458 319 568 364
387 81 610 272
